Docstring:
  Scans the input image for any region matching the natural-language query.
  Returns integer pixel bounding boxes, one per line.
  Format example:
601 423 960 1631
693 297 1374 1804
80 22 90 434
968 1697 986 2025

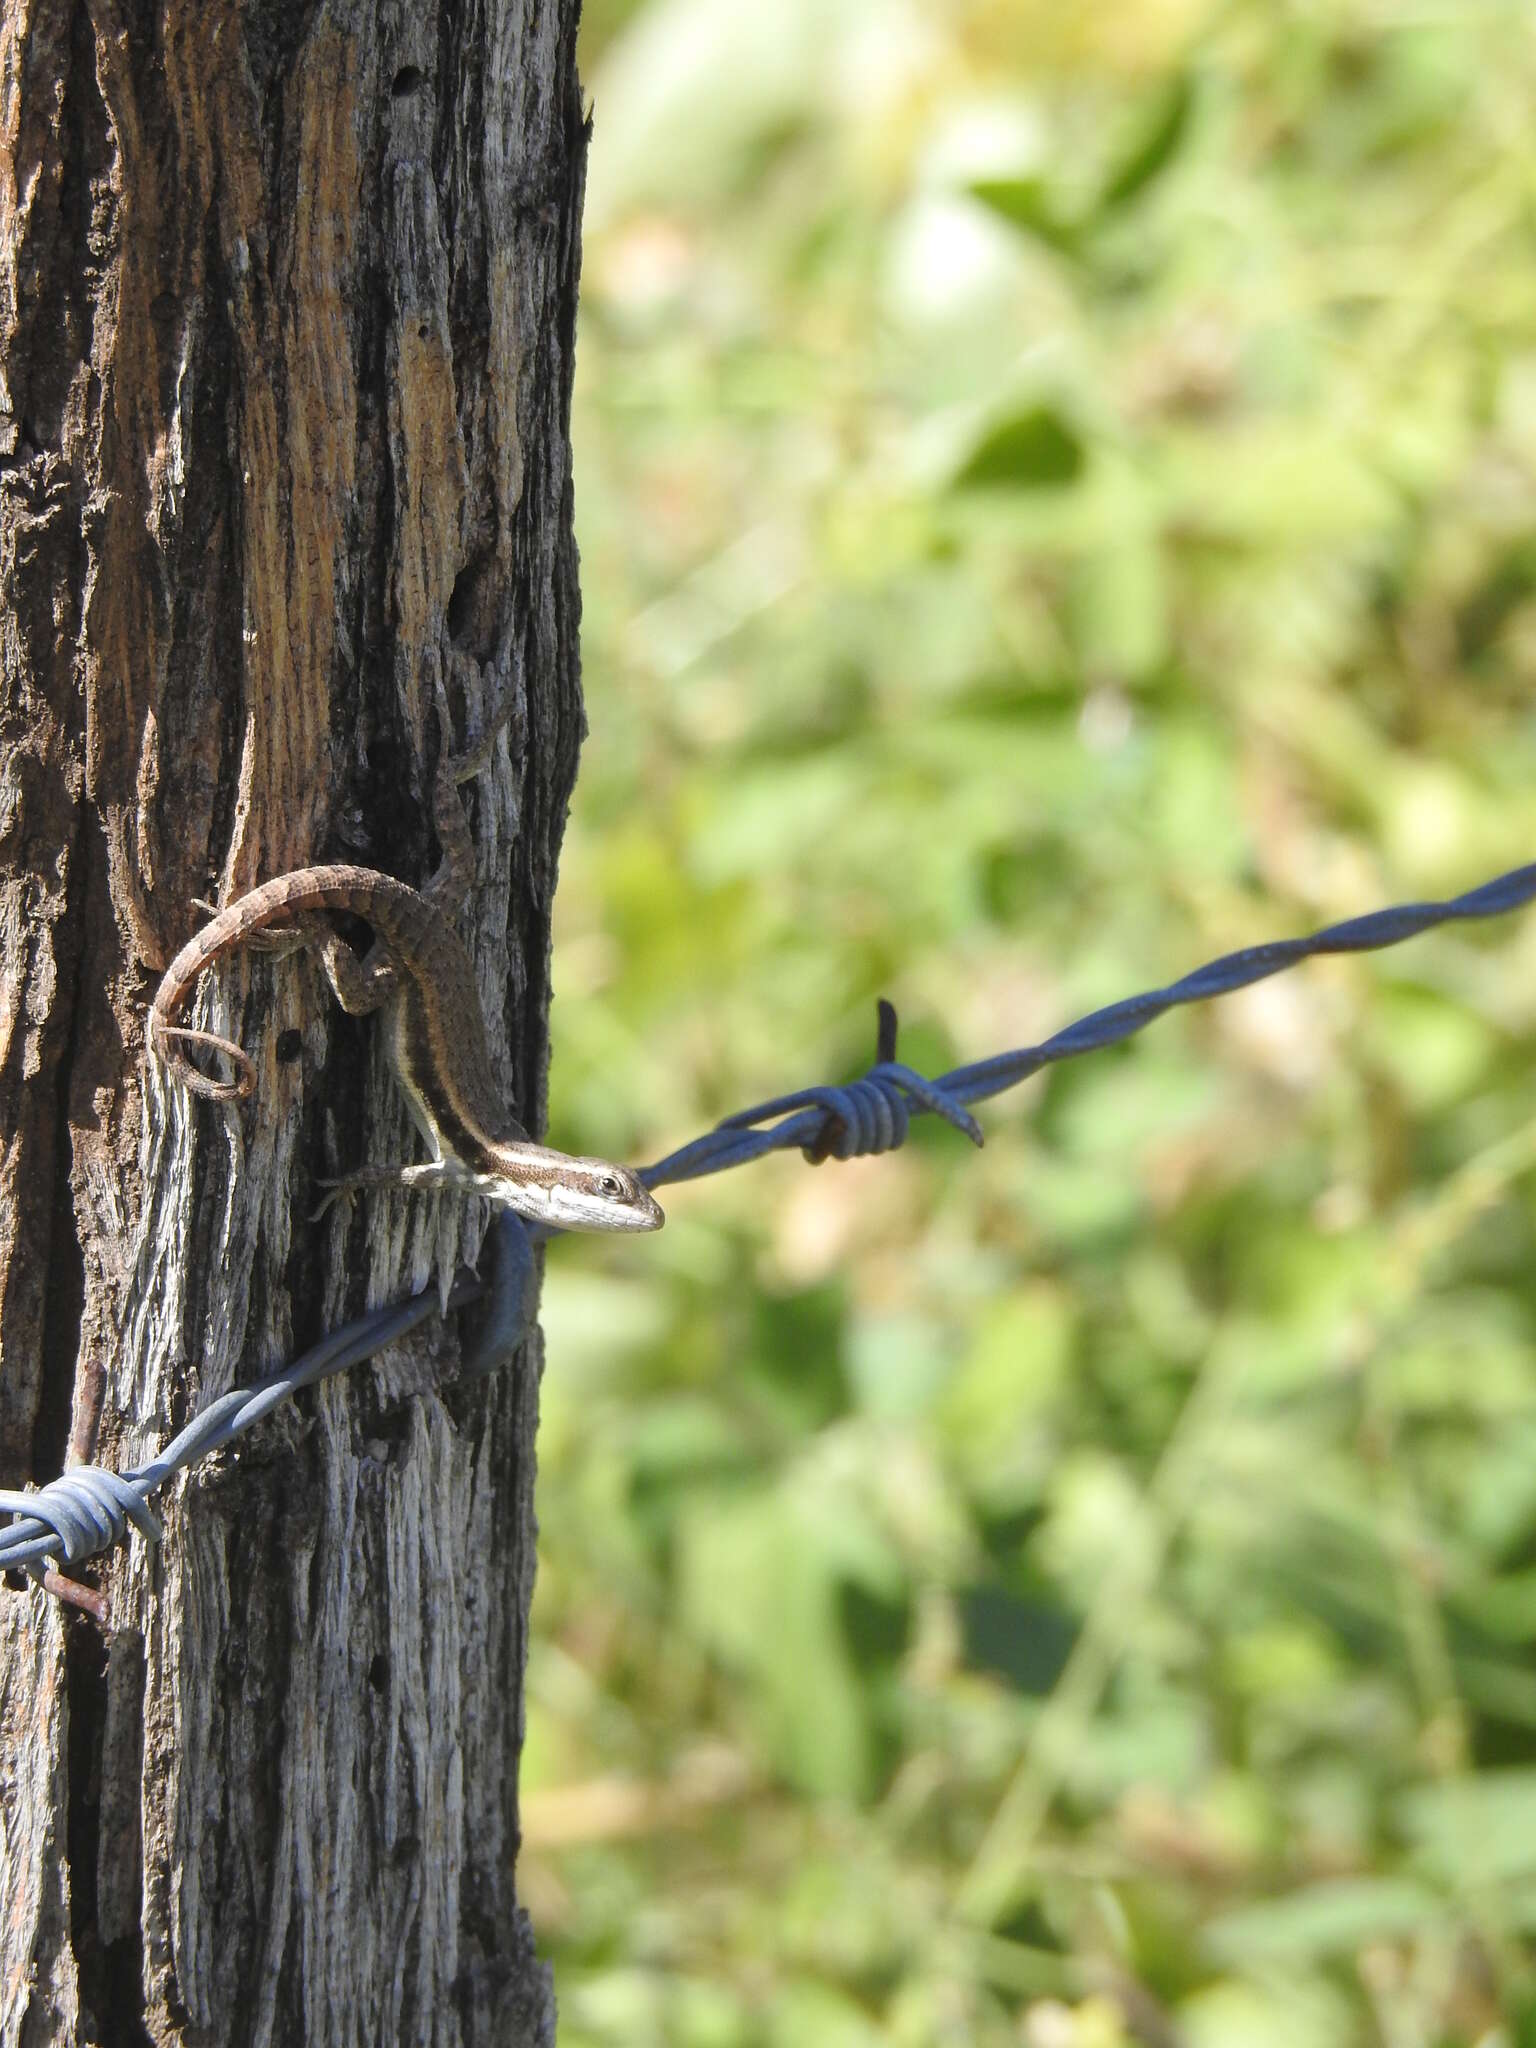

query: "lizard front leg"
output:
310 1158 463 1220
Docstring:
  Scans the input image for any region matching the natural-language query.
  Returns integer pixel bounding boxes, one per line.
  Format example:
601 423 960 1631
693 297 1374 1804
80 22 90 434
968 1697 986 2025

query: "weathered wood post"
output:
0 6 586 2040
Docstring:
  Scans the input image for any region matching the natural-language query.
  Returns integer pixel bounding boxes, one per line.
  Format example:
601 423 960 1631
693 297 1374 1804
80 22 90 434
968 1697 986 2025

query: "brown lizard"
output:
148 696 663 1236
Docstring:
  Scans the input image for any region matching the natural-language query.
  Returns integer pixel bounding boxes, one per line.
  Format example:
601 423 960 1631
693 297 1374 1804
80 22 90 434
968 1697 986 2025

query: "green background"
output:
529 4 1536 2042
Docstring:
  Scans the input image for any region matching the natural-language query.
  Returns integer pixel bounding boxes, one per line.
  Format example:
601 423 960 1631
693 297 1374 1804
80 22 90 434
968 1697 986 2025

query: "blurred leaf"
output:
954 404 1087 491
1098 73 1196 213
673 1481 904 1799
958 1583 1077 1693
583 0 826 224
1070 529 1169 679
1449 1651 1536 1730
768 1981 887 2048
1457 1568 1536 1642
1179 1976 1358 2048
626 1398 756 1503
1204 1877 1444 1962
938 1282 1074 1496
967 174 1081 252
844 1308 952 1421
1457 535 1536 662
1399 1770 1536 1883
751 1282 854 1432
1362 981 1498 1113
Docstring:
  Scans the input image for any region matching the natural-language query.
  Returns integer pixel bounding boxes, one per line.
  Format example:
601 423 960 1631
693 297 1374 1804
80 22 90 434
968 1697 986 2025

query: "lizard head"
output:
485 1149 665 1235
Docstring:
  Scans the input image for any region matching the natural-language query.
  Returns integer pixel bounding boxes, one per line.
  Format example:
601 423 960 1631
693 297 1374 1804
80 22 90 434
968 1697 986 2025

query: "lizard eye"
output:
598 1173 625 1198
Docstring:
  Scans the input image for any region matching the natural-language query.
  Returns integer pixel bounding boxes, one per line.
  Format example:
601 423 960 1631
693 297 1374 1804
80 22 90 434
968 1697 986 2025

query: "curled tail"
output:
151 1017 259 1101
148 866 426 1102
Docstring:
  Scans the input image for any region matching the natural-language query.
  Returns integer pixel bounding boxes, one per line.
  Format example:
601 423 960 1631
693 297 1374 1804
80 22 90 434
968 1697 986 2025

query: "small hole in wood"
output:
275 1029 303 1064
391 66 424 98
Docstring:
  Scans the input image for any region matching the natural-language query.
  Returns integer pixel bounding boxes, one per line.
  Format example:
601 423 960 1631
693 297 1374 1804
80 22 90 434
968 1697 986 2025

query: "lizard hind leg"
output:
315 930 399 1016
188 899 315 958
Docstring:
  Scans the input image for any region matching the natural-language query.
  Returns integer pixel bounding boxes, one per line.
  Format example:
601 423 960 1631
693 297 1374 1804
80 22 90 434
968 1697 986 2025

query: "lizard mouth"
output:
550 1184 665 1233
614 1186 665 1232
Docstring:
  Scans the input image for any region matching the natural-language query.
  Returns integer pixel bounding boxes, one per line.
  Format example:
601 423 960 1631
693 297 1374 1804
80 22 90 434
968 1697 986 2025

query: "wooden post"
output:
0 5 586 2039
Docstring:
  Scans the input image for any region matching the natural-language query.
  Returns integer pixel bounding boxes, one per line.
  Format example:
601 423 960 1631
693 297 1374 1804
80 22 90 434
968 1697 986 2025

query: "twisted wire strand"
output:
0 1242 519 1582
9 861 1532 1594
639 863 1536 1188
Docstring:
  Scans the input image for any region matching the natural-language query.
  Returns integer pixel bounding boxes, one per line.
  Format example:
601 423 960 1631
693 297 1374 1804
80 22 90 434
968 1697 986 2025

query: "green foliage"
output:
532 2 1536 2041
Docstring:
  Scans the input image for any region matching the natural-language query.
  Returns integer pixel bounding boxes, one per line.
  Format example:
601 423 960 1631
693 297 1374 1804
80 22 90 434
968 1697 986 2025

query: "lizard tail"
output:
150 1019 259 1101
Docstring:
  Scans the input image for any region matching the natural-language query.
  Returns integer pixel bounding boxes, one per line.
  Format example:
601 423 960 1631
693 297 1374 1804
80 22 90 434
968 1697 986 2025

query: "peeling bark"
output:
0 4 587 2041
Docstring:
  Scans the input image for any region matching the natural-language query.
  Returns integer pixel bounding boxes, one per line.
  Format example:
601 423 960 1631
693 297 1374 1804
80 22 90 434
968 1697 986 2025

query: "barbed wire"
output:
0 1222 538 1618
638 861 1536 1187
8 859 1534 1614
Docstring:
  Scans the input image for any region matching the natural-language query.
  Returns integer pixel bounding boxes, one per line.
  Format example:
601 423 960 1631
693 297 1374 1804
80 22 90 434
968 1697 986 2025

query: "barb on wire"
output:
8 860 1532 1610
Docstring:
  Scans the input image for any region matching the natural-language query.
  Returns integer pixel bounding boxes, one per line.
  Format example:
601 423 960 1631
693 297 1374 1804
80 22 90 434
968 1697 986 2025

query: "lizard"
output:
147 691 663 1238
